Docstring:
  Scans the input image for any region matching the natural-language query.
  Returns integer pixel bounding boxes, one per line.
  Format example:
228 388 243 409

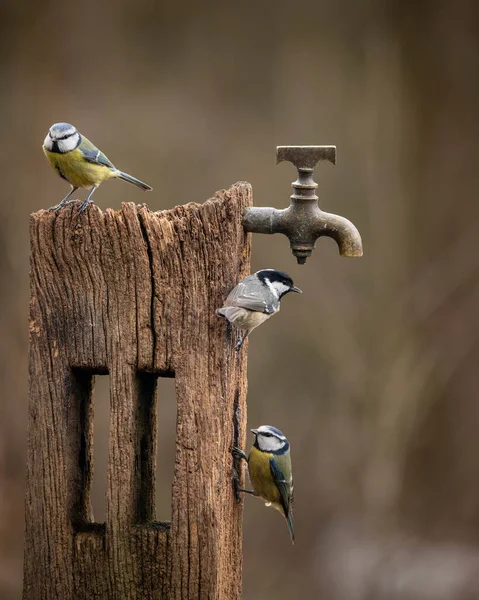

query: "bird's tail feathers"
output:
116 171 152 191
286 511 295 545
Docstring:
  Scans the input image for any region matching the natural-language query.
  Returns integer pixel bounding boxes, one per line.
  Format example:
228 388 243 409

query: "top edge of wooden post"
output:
30 181 253 220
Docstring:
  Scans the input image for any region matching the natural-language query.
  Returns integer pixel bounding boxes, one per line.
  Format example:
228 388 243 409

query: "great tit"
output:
43 122 152 213
216 269 301 350
233 425 294 544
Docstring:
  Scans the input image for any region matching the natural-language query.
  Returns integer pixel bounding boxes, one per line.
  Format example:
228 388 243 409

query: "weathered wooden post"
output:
26 183 251 599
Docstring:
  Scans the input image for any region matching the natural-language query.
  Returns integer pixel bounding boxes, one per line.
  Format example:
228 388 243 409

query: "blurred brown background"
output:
2 0 479 598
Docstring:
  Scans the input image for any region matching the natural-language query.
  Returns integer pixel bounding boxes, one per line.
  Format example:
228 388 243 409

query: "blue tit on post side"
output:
43 122 152 213
233 425 294 544
216 269 301 350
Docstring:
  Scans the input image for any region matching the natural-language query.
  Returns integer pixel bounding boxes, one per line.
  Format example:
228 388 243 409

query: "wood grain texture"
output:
25 183 252 600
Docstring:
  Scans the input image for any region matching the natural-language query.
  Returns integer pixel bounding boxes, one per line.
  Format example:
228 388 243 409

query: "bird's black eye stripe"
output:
58 133 74 140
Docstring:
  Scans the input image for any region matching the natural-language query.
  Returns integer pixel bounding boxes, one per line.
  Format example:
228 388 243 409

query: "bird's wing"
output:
224 281 276 314
269 457 292 517
79 136 116 169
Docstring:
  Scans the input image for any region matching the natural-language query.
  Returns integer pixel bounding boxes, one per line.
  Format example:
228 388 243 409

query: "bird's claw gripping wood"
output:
231 447 249 501
231 448 258 498
234 332 248 351
48 187 78 213
242 145 363 264
232 447 248 462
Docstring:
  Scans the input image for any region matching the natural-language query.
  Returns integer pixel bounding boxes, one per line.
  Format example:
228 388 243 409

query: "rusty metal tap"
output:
243 145 363 264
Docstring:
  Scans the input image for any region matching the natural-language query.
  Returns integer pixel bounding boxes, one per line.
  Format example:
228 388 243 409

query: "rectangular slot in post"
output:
155 374 177 523
69 368 93 529
70 368 108 531
135 371 158 523
90 373 110 525
134 370 176 525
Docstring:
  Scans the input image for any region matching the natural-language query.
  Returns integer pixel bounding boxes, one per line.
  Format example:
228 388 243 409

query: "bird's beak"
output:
291 286 302 294
251 428 259 435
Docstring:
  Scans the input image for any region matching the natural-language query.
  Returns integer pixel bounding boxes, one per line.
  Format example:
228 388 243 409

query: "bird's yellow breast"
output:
43 146 116 188
248 446 281 505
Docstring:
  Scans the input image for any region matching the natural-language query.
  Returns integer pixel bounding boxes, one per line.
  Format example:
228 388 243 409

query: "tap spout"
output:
243 204 363 264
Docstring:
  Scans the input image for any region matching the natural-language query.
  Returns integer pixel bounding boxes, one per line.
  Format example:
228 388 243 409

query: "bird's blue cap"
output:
251 425 286 438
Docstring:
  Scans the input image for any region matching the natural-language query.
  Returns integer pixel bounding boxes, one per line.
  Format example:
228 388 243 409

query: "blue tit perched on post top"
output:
43 122 152 213
216 269 301 350
233 425 294 544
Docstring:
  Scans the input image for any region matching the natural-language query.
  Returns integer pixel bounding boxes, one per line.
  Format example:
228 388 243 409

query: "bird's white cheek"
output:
58 134 79 153
259 437 285 452
273 282 291 296
43 134 53 150
264 278 279 299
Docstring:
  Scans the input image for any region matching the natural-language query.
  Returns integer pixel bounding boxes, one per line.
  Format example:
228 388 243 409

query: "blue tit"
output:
43 122 152 213
233 425 294 544
216 269 301 350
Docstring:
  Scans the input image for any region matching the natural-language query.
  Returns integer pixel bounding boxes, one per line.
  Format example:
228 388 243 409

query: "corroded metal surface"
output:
243 146 363 264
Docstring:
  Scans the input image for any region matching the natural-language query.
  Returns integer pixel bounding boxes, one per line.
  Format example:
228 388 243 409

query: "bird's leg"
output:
234 330 249 351
48 186 78 213
237 488 259 496
78 185 99 213
231 447 258 500
232 447 248 461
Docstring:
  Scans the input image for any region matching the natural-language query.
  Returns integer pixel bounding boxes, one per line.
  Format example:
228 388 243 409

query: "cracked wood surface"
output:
25 183 252 600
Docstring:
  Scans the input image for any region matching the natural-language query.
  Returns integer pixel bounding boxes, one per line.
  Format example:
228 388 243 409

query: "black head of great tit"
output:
216 269 301 350
233 425 294 544
43 122 152 213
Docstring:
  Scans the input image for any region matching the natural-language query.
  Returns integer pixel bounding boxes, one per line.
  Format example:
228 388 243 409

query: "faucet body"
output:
242 146 363 264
